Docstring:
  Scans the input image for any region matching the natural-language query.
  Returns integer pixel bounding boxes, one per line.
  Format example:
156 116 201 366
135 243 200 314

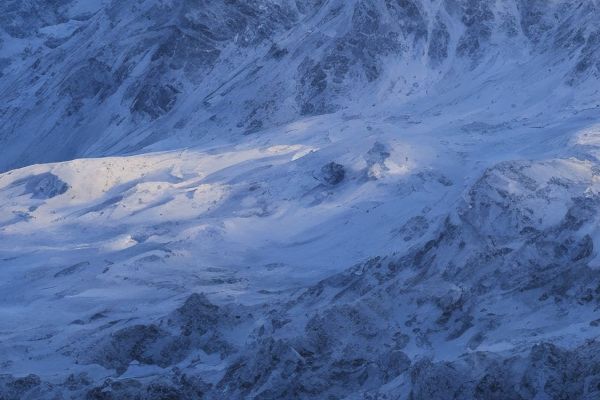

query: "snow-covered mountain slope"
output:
1 0 600 399
1 0 599 171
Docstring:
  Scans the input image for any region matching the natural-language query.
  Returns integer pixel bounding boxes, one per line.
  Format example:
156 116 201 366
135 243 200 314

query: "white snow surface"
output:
1 0 600 398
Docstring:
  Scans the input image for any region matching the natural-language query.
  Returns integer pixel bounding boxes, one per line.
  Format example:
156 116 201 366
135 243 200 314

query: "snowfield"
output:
1 0 600 399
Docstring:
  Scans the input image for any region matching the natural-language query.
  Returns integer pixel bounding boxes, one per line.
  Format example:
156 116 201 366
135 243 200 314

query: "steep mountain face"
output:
1 1 600 399
1 0 599 171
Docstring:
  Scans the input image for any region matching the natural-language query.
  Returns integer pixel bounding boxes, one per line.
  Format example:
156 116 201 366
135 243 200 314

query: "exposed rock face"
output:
209 158 600 399
2 157 599 398
73 293 246 376
0 0 599 171
239 158 597 398
320 162 346 185
11 172 69 199
2 1 600 399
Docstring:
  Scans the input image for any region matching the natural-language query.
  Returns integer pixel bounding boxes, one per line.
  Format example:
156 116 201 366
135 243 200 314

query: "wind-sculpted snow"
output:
2 0 600 399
